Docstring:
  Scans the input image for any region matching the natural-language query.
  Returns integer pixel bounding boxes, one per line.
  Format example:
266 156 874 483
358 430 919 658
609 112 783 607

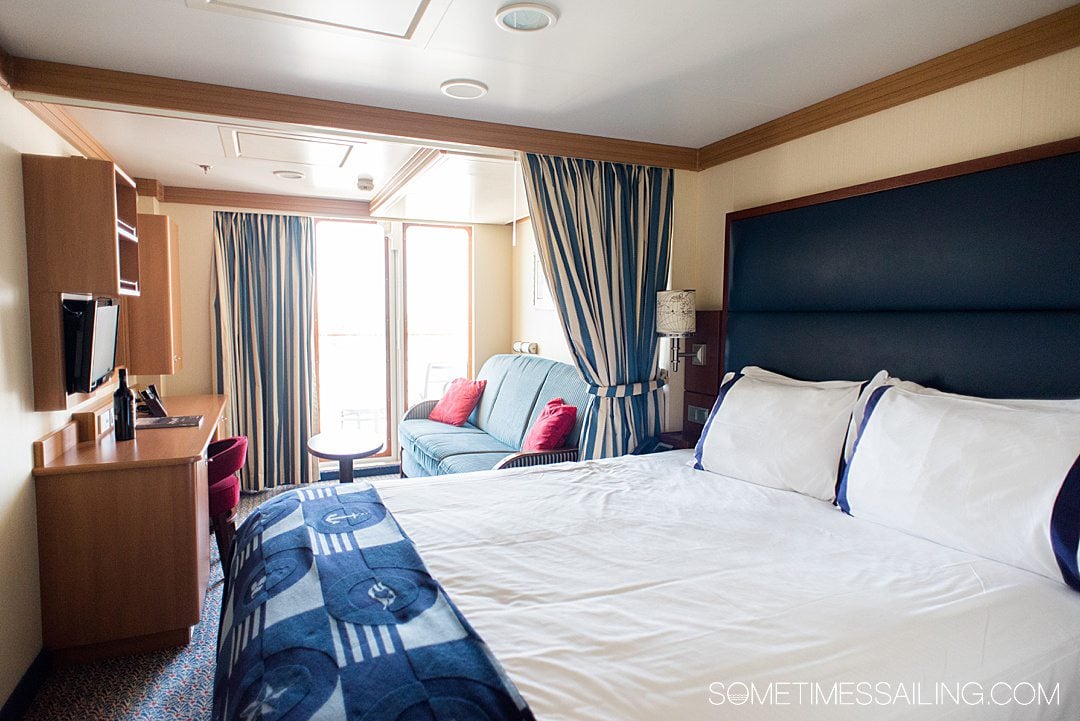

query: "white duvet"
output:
376 451 1080 720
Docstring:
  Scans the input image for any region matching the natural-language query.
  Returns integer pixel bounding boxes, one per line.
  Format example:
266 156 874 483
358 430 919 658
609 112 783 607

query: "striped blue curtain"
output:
521 153 673 459
212 211 318 490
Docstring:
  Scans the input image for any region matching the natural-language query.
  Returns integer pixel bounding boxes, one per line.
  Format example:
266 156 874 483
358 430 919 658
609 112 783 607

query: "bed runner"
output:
213 482 534 721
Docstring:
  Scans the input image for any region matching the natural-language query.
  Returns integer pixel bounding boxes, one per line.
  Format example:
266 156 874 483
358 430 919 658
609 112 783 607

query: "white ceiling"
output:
65 106 427 201
0 0 1072 148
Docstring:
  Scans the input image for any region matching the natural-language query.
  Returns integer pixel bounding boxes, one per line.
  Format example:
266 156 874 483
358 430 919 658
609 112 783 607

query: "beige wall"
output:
471 223 514 370
509 218 573 364
155 203 513 398
0 92 78 703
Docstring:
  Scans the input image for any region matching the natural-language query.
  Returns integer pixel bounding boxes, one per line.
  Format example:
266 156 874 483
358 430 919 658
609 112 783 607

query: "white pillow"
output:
695 367 864 501
845 373 1080 466
725 367 886 475
839 385 1080 589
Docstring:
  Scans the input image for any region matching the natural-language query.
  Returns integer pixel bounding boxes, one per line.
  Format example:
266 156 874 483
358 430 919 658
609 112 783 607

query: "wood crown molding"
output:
21 101 115 161
699 4 1080 169
9 56 698 170
727 136 1080 222
161 186 372 218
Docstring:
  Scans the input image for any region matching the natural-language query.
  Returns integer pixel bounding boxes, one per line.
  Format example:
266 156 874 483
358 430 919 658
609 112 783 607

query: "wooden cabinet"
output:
22 155 140 297
22 154 141 411
681 310 722 444
124 214 183 375
32 395 225 661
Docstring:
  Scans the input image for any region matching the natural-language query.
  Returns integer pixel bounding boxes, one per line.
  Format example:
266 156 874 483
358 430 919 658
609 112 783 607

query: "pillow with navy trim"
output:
694 367 866 502
838 385 1080 591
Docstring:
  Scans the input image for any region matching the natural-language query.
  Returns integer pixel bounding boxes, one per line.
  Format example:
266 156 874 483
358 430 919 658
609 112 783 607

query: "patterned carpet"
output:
23 475 400 721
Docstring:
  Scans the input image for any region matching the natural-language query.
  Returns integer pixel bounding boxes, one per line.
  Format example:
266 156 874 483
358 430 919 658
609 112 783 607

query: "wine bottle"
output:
114 368 136 441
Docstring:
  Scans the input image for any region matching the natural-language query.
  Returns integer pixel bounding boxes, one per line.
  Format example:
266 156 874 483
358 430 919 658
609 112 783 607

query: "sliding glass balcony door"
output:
314 220 472 465
314 220 391 455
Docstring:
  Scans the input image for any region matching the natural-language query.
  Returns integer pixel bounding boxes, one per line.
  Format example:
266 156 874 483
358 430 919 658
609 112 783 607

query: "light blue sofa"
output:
399 354 590 477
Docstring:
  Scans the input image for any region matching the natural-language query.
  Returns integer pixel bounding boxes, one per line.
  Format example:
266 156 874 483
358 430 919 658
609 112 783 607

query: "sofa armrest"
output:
403 399 439 421
494 447 579 471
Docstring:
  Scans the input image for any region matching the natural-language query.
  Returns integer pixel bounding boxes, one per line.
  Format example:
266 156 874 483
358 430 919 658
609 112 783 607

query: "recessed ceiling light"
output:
495 3 558 32
440 79 489 100
273 169 305 180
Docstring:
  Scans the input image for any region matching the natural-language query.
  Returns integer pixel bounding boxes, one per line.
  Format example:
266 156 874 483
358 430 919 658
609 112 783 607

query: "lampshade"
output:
656 290 696 337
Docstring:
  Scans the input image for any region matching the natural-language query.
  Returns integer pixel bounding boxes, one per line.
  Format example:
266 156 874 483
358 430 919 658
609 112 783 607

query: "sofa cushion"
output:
474 356 555 448
399 419 484 446
437 452 516 475
525 361 592 449
400 419 517 477
401 451 436 478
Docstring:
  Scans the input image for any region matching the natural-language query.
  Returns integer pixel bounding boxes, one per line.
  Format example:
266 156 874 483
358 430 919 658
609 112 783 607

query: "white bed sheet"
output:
376 451 1080 720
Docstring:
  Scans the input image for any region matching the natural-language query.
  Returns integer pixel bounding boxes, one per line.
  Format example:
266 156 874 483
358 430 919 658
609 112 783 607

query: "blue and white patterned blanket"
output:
213 483 535 721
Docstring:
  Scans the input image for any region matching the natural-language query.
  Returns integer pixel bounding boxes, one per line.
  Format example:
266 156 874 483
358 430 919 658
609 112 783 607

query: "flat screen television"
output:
63 294 120 394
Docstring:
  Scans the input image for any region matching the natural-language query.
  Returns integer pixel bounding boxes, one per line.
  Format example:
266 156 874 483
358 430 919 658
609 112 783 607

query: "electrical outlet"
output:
98 407 114 435
687 404 710 424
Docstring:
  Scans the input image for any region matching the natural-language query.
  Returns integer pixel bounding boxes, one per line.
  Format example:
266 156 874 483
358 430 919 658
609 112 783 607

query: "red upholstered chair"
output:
206 436 247 563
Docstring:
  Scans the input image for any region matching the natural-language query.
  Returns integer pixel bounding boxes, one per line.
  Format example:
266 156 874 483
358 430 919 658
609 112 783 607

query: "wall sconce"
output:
656 289 706 372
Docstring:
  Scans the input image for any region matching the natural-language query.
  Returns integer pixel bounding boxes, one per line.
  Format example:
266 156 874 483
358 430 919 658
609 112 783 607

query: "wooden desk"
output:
33 395 226 661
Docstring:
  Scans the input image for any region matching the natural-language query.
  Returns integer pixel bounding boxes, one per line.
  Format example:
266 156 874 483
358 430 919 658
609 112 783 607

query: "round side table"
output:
306 431 384 483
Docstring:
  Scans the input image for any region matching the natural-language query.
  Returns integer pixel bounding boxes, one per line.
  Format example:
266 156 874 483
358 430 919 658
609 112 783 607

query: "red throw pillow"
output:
522 398 577 451
428 378 487 426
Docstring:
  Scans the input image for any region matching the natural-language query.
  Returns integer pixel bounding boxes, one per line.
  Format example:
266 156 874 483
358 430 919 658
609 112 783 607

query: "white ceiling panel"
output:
229 130 355 167
64 106 424 201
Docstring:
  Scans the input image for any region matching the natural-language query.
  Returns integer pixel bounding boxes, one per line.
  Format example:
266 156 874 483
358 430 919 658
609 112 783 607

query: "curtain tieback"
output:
587 379 667 398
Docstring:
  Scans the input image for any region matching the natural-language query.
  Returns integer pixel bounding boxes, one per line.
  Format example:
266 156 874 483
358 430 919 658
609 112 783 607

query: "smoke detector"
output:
357 175 375 192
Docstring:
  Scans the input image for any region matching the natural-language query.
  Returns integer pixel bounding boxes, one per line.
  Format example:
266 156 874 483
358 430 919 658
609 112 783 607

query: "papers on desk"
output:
135 415 204 429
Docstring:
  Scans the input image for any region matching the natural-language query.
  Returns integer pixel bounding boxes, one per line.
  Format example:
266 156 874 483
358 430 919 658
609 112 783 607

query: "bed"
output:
214 137 1080 720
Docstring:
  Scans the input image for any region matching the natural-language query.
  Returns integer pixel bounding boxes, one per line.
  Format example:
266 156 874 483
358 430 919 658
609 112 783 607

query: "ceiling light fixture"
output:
440 79 489 100
495 3 559 32
273 169 306 180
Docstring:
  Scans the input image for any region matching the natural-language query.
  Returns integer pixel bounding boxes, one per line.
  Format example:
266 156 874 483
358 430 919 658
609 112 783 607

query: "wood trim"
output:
20 101 115 161
9 57 698 170
699 5 1080 169
134 177 165 201
162 186 371 217
727 136 1080 222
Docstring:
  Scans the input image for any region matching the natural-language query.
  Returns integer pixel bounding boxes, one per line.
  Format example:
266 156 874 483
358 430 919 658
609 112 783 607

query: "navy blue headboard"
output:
722 138 1080 399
